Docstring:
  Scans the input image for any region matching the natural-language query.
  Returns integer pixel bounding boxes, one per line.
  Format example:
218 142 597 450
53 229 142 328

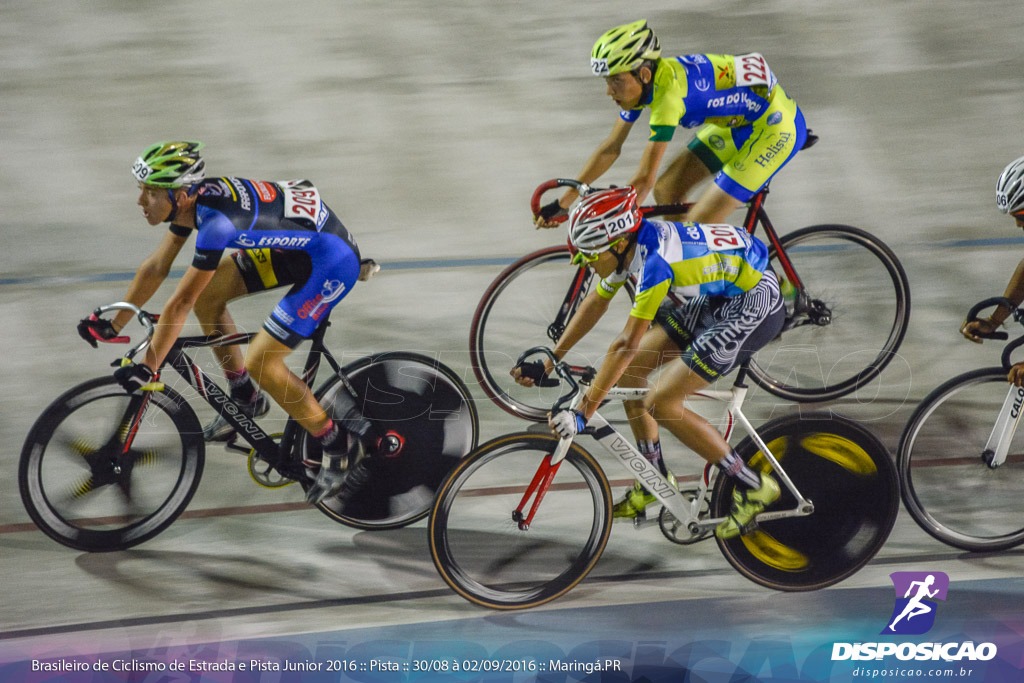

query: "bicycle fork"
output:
983 383 1024 468
512 438 573 530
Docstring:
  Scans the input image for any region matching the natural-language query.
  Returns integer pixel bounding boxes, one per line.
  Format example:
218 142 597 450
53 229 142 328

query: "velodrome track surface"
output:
2 2 1023 681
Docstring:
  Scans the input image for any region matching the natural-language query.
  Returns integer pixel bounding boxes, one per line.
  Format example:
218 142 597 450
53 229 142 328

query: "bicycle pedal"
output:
223 435 250 455
738 518 761 536
631 514 659 529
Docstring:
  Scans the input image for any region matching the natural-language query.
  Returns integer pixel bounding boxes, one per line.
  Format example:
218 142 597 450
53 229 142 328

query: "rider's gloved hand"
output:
538 199 567 221
113 362 156 393
78 314 129 348
550 409 587 439
534 199 568 229
512 359 560 387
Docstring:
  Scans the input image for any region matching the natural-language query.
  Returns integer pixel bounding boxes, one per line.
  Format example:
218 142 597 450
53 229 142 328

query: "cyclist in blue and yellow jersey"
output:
515 186 785 537
961 156 1024 385
76 141 377 504
535 19 807 227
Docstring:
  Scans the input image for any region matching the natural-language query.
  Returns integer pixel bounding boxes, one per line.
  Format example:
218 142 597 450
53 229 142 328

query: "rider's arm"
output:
141 265 217 371
992 258 1024 323
513 289 612 387
627 138 670 206
110 229 189 331
557 119 634 208
962 257 1024 342
551 290 612 363
577 314 649 419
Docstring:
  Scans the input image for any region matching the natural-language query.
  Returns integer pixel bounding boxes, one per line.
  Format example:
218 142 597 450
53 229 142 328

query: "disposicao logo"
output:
883 571 948 635
831 571 998 663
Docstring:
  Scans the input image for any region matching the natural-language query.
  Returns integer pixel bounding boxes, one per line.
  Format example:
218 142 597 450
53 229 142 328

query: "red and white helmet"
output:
567 186 641 259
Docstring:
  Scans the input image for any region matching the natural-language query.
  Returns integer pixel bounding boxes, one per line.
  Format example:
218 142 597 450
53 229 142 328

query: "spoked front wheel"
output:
898 367 1024 552
712 413 899 590
19 377 205 552
469 246 632 421
429 433 613 609
304 352 479 530
749 224 911 402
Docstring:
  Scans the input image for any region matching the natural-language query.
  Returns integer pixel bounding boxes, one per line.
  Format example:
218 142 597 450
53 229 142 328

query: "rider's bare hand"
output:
1008 362 1024 387
960 317 999 344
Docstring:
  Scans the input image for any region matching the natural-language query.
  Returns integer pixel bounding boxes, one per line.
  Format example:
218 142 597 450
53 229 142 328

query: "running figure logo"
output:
882 571 949 635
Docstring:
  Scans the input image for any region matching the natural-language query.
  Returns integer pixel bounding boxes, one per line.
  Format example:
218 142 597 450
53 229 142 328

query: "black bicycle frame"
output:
157 318 346 476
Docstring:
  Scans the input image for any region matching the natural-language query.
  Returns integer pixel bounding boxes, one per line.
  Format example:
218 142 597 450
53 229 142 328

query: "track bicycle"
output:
19 302 479 552
429 347 899 610
897 297 1024 552
470 138 911 420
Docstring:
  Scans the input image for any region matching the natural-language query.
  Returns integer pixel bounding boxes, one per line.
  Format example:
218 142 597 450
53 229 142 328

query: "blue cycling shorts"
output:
232 232 359 347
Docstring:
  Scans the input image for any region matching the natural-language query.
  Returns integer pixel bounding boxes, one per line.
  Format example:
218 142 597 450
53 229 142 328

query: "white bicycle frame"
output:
982 382 1024 468
545 379 815 535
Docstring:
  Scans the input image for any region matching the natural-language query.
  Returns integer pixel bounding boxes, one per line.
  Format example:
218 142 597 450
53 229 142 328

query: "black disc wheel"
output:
303 352 479 529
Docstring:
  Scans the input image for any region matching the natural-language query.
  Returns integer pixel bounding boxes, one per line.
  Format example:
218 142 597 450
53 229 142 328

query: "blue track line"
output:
3 236 1023 289
0 257 517 288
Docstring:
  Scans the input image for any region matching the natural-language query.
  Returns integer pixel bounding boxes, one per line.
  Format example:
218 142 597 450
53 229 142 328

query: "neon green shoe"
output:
715 473 781 539
612 472 677 519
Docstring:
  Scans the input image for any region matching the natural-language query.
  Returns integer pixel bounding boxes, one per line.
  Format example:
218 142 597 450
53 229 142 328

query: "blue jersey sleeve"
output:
619 109 643 123
631 251 674 319
192 205 237 270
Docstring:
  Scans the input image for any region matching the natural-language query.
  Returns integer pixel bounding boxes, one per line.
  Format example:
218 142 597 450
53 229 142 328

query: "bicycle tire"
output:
468 248 589 419
429 433 613 609
748 224 911 402
19 377 205 552
898 367 1024 552
712 412 898 590
303 352 479 530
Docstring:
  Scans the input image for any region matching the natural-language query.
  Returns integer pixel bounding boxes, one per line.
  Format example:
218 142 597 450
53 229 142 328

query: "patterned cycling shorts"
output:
654 270 785 382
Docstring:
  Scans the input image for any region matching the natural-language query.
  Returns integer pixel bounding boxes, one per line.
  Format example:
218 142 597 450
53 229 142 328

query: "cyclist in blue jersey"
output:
961 156 1024 385
535 20 807 227
77 141 376 504
514 187 785 538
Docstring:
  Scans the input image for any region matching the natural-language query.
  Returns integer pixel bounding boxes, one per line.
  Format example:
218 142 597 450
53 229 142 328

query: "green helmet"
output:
590 20 661 77
131 141 206 187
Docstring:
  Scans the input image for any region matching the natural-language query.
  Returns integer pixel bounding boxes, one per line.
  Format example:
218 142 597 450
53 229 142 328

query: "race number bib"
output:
699 224 748 252
735 53 776 90
278 179 326 229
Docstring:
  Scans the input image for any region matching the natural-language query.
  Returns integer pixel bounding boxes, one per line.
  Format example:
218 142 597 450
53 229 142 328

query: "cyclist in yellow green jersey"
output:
515 187 784 538
535 19 808 227
961 156 1024 385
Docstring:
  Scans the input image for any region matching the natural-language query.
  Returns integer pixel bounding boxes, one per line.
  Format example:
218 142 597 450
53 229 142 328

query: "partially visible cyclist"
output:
513 186 785 538
77 141 376 504
535 19 808 227
960 155 1024 386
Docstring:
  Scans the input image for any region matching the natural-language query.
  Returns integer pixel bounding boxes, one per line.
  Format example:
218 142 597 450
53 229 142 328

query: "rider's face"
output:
590 250 620 279
605 72 643 110
136 182 173 225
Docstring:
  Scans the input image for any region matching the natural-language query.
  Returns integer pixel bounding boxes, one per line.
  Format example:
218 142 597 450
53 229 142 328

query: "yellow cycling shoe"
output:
716 472 780 539
612 472 677 519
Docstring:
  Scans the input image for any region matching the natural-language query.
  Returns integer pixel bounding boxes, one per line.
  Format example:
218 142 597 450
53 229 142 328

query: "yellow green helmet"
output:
131 141 206 187
590 20 661 77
